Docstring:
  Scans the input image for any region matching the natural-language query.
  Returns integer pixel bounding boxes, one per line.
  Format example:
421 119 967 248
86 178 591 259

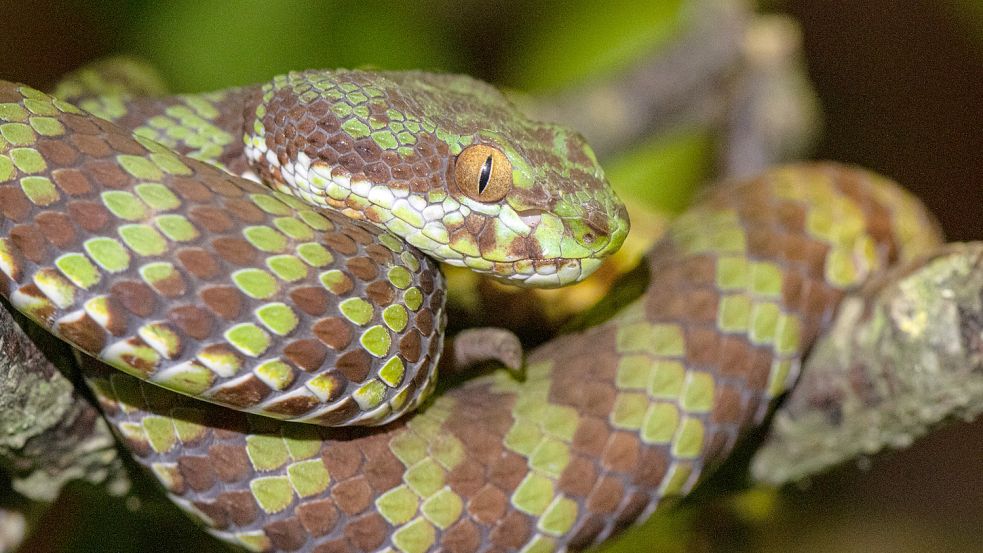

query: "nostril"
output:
582 232 595 245
585 211 610 235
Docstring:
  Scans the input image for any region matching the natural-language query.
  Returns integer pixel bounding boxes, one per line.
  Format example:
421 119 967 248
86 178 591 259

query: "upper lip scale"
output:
516 208 544 228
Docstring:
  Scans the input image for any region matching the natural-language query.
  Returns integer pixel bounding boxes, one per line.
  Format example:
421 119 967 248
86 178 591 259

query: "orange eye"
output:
454 144 512 202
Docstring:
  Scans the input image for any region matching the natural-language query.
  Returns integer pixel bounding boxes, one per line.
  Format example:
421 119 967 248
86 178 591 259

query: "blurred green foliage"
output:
81 0 689 94
507 0 686 91
605 127 714 214
115 0 461 91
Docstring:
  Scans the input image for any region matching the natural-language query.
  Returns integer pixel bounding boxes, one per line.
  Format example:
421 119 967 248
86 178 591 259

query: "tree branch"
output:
0 301 126 503
752 243 983 485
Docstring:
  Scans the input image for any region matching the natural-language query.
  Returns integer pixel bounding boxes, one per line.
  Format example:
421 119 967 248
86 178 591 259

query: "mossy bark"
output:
0 300 126 503
753 242 983 484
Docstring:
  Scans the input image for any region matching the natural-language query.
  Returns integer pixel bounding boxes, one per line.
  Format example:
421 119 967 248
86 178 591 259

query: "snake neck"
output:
76 87 258 178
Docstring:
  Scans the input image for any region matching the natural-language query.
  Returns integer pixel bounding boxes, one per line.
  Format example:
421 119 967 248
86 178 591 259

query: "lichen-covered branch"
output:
0 301 126 503
752 242 983 485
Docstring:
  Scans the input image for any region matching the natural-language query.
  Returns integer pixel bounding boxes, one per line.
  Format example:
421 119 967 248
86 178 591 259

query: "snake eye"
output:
454 144 512 203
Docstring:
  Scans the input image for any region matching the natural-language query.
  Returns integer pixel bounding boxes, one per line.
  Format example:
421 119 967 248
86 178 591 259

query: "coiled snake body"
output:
0 68 940 552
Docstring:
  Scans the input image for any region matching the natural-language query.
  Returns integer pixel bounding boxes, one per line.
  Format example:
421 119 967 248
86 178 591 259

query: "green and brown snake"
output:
0 61 941 552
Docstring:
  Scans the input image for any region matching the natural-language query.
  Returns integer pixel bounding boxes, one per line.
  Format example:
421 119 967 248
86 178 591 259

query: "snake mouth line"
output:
460 256 605 288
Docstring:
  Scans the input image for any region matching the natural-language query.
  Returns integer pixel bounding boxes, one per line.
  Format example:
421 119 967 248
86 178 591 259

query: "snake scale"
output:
0 65 941 553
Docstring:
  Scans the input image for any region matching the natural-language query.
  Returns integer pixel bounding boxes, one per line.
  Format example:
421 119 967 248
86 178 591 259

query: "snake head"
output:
244 69 630 287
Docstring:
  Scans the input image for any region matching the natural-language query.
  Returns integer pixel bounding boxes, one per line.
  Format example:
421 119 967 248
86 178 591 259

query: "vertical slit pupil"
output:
478 155 493 194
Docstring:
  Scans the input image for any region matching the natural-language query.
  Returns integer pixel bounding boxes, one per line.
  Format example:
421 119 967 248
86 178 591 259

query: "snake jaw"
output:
241 69 630 286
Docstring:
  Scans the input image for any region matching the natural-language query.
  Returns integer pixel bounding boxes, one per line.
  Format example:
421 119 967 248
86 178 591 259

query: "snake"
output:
0 64 942 553
1 67 628 428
